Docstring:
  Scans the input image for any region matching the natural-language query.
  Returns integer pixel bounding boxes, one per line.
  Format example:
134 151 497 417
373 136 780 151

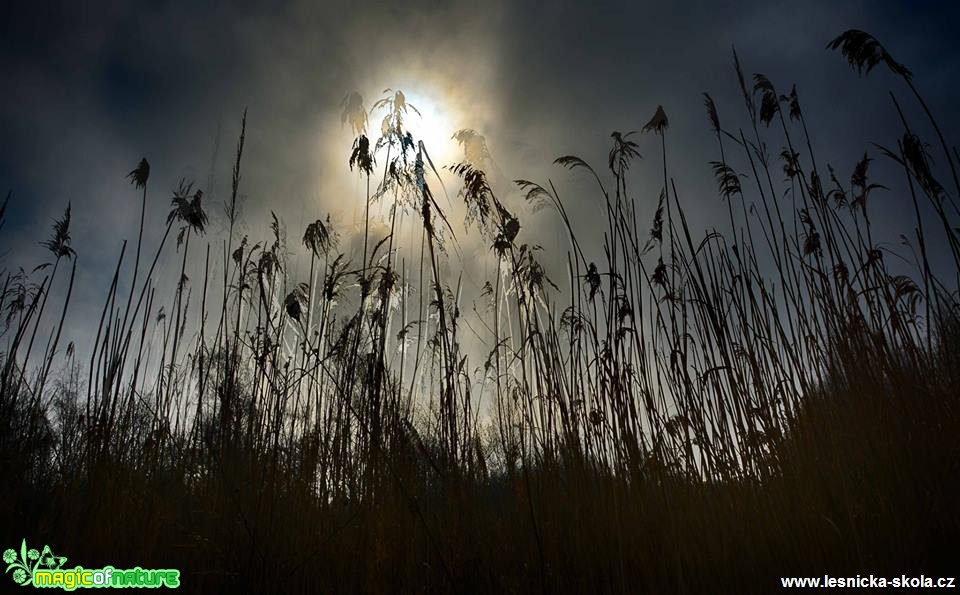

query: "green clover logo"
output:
3 539 57 587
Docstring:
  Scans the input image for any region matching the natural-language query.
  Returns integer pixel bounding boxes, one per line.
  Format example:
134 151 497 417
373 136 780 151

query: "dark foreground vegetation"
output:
1 31 958 593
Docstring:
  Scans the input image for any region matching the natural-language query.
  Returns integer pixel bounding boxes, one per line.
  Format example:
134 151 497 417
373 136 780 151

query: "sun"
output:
402 91 459 166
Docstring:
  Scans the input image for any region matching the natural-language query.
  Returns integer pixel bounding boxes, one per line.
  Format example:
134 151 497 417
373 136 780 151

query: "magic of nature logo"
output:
4 540 180 590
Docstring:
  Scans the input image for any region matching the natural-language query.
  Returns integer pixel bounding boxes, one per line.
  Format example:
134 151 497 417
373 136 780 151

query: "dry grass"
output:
1 31 958 593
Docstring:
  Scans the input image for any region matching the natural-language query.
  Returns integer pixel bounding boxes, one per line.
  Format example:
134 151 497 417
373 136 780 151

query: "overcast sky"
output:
2 0 959 352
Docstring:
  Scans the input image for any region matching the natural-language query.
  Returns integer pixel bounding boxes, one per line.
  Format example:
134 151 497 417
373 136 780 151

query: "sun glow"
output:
340 86 471 230
398 90 459 167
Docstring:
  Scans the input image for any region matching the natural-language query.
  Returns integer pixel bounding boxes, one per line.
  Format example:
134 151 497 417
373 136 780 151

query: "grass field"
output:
1 30 958 593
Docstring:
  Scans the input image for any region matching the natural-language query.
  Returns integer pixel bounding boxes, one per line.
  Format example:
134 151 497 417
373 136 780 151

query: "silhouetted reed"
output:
1 30 958 593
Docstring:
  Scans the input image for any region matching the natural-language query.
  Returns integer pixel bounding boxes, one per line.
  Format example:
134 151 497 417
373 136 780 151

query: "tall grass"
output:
1 30 958 593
